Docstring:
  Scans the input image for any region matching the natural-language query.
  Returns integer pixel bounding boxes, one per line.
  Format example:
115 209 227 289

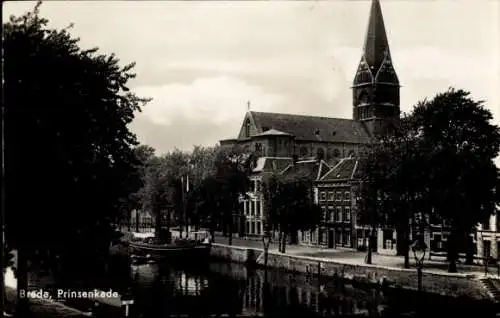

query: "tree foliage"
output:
262 174 322 253
3 2 151 312
412 88 500 271
4 1 150 264
358 88 500 272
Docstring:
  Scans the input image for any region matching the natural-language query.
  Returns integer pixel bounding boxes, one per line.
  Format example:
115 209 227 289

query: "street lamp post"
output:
411 236 427 292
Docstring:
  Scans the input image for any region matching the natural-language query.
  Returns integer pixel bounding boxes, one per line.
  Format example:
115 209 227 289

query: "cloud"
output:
134 76 289 126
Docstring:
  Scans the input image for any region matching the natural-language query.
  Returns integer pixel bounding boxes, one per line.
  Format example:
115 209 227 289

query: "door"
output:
328 230 334 248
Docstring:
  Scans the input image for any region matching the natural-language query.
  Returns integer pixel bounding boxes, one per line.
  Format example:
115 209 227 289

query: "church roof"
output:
248 111 372 143
320 157 362 182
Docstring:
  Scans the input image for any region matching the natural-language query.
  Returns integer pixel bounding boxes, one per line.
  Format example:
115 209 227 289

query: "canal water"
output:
28 259 496 317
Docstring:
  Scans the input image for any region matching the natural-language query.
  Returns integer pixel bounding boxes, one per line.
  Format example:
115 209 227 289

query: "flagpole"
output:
184 174 189 239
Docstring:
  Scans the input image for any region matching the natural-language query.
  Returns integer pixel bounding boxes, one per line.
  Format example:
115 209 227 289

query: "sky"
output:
4 0 500 165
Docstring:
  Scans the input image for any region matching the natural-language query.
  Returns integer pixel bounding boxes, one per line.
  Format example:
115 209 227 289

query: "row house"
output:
241 157 331 240
300 157 369 250
300 157 400 254
241 157 293 237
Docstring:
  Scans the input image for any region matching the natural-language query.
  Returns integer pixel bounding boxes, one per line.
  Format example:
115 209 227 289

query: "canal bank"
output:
209 243 492 301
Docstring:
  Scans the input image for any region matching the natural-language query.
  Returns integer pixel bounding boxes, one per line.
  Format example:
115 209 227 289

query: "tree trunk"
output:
366 228 373 264
396 231 406 256
135 210 140 233
290 231 298 245
227 214 233 246
281 232 288 254
448 229 458 273
154 206 162 240
278 231 283 253
403 229 410 269
465 233 474 265
16 247 29 317
128 211 131 232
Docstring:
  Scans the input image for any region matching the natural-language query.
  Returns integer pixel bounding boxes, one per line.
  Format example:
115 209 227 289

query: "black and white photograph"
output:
2 0 500 317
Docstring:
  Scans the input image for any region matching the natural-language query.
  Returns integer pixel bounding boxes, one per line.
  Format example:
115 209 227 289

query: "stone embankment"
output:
210 244 491 301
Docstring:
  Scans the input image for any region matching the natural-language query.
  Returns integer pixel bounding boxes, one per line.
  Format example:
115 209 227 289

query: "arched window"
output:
245 119 251 137
358 90 369 105
316 148 325 160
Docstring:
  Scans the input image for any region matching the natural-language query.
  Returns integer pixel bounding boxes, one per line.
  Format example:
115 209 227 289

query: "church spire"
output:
363 0 391 74
351 0 400 137
353 0 398 87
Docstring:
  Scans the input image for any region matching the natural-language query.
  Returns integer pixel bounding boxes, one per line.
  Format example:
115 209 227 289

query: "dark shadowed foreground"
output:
24 258 497 318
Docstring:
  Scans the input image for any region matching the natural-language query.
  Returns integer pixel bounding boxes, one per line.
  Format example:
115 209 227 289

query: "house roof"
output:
280 160 331 181
320 157 362 182
248 111 372 143
252 157 293 174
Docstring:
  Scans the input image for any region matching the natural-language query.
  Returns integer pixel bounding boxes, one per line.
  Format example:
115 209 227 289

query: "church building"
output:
220 0 401 237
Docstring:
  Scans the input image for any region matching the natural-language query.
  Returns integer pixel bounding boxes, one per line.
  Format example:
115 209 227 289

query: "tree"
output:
121 144 156 232
263 174 322 253
411 88 500 272
213 146 255 245
357 115 430 267
185 145 219 232
3 2 150 314
139 149 191 242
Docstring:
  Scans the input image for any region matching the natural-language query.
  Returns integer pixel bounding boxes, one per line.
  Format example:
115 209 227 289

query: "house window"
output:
245 119 251 137
328 191 334 201
321 207 327 222
246 222 250 234
320 191 327 201
336 191 342 201
250 201 254 216
256 201 261 218
344 191 351 202
344 207 351 223
251 222 255 234
336 206 342 222
330 211 335 222
256 222 261 235
245 201 249 216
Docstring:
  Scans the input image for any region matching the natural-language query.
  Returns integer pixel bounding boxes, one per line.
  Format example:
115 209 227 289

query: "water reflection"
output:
129 262 389 317
29 259 495 317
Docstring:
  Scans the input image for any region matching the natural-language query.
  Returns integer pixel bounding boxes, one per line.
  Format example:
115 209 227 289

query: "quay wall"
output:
210 244 491 301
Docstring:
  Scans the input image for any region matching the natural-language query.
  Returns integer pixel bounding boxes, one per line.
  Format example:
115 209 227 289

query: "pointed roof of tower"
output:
363 0 391 75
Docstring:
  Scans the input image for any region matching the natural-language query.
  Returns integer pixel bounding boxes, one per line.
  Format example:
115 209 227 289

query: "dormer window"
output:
245 119 251 137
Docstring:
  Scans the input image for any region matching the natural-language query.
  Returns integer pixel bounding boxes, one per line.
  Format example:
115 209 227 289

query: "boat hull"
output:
129 241 210 262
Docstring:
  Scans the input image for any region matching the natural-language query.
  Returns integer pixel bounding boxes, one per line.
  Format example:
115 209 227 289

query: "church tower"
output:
352 0 400 138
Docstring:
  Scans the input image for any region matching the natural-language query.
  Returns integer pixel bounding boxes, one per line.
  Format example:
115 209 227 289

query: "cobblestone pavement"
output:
213 234 489 276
